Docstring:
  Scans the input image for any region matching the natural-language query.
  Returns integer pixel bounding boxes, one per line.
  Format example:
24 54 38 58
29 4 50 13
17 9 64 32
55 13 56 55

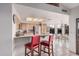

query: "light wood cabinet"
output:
41 24 47 34
16 21 48 35
21 23 26 30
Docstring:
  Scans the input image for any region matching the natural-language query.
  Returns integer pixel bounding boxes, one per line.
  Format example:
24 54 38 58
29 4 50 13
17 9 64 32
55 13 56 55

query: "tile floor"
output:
13 36 78 56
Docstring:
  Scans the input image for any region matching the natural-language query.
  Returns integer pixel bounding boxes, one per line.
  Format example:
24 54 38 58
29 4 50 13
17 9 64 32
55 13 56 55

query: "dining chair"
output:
24 35 40 56
40 34 54 56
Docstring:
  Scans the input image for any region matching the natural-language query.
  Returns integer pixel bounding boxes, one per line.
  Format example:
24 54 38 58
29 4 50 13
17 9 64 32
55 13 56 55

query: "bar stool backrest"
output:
31 35 40 47
49 35 53 45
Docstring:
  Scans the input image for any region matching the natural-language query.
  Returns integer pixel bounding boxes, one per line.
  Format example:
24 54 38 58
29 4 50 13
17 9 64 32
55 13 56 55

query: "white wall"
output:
0 4 12 56
12 4 21 39
69 6 79 52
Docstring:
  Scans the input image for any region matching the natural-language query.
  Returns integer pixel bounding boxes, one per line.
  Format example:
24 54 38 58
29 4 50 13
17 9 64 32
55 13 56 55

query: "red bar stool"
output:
24 35 40 56
40 35 54 56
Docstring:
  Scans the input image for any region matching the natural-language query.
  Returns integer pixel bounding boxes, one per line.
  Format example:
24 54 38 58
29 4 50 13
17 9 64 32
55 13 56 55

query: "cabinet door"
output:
41 24 47 34
21 23 26 30
16 23 20 29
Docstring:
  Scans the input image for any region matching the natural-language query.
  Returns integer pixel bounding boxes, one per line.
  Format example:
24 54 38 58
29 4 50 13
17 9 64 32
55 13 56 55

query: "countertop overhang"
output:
14 34 49 39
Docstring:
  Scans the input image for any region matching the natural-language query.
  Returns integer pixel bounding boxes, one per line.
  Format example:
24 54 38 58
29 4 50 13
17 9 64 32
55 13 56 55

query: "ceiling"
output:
62 3 79 9
18 3 79 10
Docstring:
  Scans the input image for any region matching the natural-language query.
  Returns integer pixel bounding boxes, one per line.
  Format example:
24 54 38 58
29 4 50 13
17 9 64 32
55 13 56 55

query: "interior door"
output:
76 18 79 55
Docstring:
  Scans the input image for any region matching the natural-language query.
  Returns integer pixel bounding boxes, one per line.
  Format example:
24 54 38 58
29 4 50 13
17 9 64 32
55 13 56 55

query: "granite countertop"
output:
14 34 49 39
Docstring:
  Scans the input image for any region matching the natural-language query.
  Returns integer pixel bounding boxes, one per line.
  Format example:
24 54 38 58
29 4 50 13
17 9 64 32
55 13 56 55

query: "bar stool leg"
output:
43 46 46 51
38 47 39 56
31 49 34 56
25 47 27 56
48 47 50 56
52 45 54 56
39 44 41 56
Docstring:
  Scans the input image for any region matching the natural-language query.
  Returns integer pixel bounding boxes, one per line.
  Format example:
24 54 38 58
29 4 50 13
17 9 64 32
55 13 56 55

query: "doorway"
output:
76 18 79 55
